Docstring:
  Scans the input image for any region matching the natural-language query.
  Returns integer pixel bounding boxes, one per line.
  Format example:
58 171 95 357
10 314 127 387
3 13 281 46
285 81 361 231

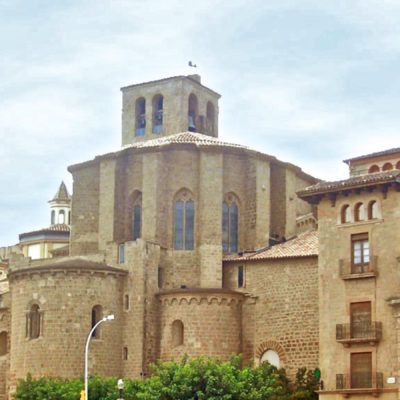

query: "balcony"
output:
336 321 382 346
336 372 383 397
339 256 377 280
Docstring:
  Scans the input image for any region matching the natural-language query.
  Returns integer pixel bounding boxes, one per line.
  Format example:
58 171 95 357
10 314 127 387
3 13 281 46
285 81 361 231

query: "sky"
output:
1 0 400 245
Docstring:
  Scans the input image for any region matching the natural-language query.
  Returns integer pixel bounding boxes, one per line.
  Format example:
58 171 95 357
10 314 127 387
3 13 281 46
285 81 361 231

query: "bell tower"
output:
120 74 221 146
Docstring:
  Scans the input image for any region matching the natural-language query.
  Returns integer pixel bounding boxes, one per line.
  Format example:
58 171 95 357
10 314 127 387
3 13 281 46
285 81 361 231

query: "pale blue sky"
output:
1 0 400 245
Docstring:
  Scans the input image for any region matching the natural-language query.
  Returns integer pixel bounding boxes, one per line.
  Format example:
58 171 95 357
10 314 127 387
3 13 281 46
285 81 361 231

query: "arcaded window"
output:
0 332 7 356
368 165 379 173
152 94 163 134
396 161 400 170
118 243 125 264
135 97 146 136
206 101 215 135
27 304 41 339
354 203 365 222
171 320 184 347
188 94 198 132
260 349 280 368
59 209 65 224
222 195 239 253
91 305 103 338
368 200 378 220
382 162 393 171
130 192 142 241
351 233 370 274
51 210 55 225
341 205 351 224
174 191 194 250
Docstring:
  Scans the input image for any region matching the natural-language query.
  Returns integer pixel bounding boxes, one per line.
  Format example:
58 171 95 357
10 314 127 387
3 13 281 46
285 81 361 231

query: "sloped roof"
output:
122 131 250 151
344 147 400 164
298 170 400 198
50 181 71 202
224 230 318 262
19 224 70 240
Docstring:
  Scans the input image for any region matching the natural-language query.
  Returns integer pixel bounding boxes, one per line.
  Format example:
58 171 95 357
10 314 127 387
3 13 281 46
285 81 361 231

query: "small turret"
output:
48 181 71 225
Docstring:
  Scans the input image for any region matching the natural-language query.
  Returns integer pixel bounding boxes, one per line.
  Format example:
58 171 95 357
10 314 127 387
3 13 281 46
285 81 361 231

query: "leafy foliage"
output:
14 357 318 400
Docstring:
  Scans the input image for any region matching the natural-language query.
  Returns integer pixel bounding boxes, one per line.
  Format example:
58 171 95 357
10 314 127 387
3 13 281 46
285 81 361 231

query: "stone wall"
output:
223 256 319 378
158 290 243 361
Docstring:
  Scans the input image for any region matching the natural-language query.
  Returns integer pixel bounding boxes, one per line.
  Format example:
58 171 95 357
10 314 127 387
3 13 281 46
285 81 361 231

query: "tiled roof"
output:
298 170 400 197
19 224 70 239
122 131 249 151
223 230 318 262
50 181 71 202
343 147 400 164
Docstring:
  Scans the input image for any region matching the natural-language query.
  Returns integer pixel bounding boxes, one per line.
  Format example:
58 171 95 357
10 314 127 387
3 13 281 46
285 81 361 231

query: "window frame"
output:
174 194 195 251
351 233 370 273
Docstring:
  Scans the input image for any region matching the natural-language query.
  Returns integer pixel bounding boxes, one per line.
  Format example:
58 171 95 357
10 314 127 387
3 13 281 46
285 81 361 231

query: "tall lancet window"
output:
188 94 198 132
222 194 239 253
131 192 142 241
174 190 194 250
135 98 146 136
152 94 163 134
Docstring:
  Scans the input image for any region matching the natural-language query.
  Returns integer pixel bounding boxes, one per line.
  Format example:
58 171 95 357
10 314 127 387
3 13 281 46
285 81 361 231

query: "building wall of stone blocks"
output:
69 164 100 255
317 188 400 395
223 256 319 378
0 307 10 400
121 76 220 146
158 291 243 361
8 267 125 389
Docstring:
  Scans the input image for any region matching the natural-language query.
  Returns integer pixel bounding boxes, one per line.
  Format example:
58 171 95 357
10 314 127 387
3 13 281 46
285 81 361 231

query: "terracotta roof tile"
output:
122 131 249 151
223 230 318 262
344 147 400 164
19 224 70 239
298 170 400 197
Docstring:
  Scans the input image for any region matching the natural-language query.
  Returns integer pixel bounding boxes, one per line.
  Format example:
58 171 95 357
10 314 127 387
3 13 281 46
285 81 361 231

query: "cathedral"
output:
0 74 400 400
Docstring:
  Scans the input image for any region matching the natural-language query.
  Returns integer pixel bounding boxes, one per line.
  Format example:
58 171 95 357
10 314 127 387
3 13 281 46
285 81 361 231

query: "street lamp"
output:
117 378 124 400
84 314 115 400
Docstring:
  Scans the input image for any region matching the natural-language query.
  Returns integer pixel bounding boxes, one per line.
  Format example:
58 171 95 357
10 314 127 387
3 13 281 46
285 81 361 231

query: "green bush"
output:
14 357 318 400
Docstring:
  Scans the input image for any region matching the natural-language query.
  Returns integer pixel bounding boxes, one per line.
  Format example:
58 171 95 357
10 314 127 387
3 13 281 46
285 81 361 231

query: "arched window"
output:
0 332 7 356
222 195 239 253
341 205 351 224
171 320 184 347
354 202 365 222
135 98 146 136
260 349 280 368
51 210 55 225
368 200 378 219
58 210 65 224
174 191 194 250
152 94 163 134
68 211 71 225
131 192 142 241
206 102 215 136
368 165 379 173
91 305 103 338
124 295 129 311
396 161 400 170
188 94 198 132
27 304 41 339
382 162 393 171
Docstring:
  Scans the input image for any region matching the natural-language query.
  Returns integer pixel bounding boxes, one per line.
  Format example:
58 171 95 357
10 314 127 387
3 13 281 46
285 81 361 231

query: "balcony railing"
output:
336 321 382 346
339 256 378 279
336 372 383 391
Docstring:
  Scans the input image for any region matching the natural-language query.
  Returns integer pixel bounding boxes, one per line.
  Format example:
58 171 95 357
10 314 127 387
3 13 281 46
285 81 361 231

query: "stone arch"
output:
382 162 393 171
171 320 184 347
368 164 380 173
255 340 286 366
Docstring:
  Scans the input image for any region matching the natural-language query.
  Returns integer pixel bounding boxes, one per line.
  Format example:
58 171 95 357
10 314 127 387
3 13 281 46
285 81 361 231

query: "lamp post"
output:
84 314 115 400
117 378 124 400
